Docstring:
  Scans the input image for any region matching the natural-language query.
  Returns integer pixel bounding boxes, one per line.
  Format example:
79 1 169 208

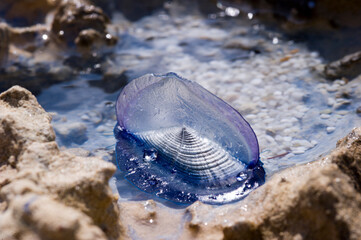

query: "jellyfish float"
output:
114 72 265 204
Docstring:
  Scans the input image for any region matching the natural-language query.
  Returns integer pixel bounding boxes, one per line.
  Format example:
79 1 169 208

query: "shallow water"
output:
36 4 361 204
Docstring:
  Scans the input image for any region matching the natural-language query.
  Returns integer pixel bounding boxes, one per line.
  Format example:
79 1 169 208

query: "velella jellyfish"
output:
114 72 265 204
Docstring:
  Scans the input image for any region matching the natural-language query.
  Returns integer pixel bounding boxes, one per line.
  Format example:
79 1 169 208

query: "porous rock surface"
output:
324 51 361 80
0 86 122 240
51 0 117 49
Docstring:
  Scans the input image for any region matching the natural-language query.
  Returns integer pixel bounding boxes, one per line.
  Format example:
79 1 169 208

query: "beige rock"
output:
0 193 107 240
51 0 117 49
333 127 361 192
0 86 123 240
0 86 55 165
324 51 361 80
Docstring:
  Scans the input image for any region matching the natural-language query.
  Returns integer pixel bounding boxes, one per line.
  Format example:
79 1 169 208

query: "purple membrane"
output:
114 72 264 204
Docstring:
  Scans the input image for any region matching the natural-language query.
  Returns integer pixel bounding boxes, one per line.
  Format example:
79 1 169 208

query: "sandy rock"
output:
9 24 48 50
0 193 107 240
51 0 117 49
324 51 361 80
333 127 361 192
0 86 122 240
0 21 48 57
0 86 55 165
75 29 106 50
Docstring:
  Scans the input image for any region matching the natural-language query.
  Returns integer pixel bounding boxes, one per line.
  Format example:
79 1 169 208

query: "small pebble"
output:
251 78 262 85
320 114 331 119
326 85 338 92
310 52 318 57
311 140 318 146
292 148 306 155
326 127 336 134
320 109 332 114
337 110 349 115
81 114 90 121
283 136 292 142
96 125 108 133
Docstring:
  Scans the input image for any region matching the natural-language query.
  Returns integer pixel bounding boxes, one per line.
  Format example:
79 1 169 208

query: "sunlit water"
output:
37 6 361 204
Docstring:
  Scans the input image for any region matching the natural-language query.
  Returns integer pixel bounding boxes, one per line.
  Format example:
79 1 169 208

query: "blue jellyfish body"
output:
114 72 265 204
